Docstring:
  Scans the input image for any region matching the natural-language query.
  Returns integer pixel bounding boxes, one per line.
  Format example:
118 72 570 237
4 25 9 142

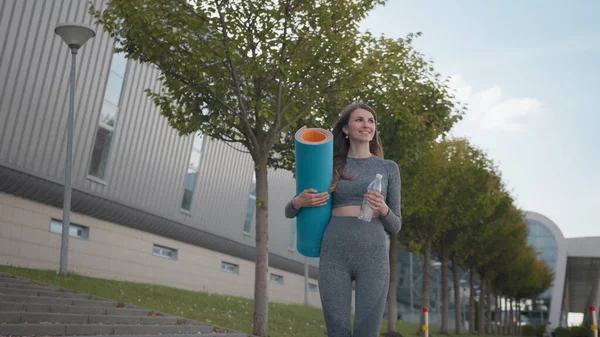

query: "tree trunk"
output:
420 240 432 332
495 293 501 335
486 280 492 334
253 162 269 337
504 298 509 336
478 273 486 335
516 301 522 336
469 270 476 333
387 233 398 333
452 257 462 334
515 299 519 337
441 244 449 334
507 299 512 336
508 299 515 336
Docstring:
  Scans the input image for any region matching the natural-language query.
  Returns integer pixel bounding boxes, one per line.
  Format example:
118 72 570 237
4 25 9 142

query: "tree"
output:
400 138 493 332
491 239 554 336
429 139 500 334
451 167 509 333
480 199 529 335
91 1 385 335
400 140 451 331
353 34 463 334
474 194 527 335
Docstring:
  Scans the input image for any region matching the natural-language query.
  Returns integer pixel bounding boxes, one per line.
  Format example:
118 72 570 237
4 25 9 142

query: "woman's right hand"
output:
292 189 330 209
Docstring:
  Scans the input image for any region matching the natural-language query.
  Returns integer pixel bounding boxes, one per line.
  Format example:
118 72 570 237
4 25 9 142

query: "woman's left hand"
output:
364 191 389 216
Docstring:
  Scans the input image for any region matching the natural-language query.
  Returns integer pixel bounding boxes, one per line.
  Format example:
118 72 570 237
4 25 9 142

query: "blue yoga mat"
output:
294 126 334 258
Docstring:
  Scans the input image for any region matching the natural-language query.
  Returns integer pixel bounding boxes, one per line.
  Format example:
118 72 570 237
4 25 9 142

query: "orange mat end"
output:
302 130 327 143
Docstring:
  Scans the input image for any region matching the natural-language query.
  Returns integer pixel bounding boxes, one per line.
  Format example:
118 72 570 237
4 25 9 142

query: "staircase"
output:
0 272 251 336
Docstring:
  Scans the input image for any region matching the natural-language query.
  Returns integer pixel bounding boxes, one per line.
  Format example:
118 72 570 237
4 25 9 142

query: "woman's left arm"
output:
380 161 402 234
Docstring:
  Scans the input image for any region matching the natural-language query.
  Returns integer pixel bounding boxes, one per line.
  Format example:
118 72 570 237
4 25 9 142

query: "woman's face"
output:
343 108 376 143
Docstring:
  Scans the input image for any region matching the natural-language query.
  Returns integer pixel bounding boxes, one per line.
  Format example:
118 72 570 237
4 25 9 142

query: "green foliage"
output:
536 324 547 337
272 32 465 171
90 0 385 166
555 327 573 337
570 326 591 337
402 138 496 253
523 325 536 336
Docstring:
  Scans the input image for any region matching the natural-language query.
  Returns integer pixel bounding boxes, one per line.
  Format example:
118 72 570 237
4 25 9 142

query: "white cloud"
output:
449 75 542 132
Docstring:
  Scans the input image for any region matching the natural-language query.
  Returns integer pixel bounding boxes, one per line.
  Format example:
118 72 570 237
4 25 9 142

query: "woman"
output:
285 102 402 337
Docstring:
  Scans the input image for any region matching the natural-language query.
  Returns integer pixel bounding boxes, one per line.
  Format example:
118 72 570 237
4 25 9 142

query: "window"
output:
270 273 284 285
49 219 89 240
181 133 204 211
221 261 239 274
308 283 318 292
88 42 128 180
526 219 558 270
288 219 296 251
243 172 256 233
152 244 178 260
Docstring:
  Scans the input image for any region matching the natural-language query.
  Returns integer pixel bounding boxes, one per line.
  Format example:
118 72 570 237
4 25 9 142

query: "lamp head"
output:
55 23 96 52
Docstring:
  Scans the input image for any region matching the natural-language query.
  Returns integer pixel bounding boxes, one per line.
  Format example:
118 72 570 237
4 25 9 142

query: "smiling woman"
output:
285 102 402 337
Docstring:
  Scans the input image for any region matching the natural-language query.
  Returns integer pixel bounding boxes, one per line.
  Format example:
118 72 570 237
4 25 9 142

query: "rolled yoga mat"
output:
294 126 334 258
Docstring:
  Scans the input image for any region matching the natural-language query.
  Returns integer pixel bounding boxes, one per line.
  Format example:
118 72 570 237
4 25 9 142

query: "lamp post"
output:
54 23 95 276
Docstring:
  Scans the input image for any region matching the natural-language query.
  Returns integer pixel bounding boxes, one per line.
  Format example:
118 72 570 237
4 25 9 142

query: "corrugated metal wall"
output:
0 0 307 266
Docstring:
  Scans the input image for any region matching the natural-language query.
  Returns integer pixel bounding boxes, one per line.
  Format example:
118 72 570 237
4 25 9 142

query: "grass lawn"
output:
0 265 497 337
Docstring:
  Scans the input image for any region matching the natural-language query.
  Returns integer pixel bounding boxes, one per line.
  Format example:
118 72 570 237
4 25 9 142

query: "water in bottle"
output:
358 173 383 222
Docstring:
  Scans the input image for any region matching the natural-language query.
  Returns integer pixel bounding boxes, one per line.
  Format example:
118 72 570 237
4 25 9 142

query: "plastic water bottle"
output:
358 174 383 222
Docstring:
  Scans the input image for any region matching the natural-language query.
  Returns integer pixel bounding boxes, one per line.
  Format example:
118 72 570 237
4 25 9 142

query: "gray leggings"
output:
319 216 390 337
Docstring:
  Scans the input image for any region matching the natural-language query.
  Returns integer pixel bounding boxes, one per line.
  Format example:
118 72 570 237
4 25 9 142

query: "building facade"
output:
523 211 600 327
0 0 321 307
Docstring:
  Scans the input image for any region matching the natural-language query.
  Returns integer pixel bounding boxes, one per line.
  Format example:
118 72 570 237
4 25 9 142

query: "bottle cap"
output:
376 174 383 179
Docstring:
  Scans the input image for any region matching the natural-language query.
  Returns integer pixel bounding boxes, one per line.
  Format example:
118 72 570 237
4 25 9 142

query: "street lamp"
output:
54 22 95 276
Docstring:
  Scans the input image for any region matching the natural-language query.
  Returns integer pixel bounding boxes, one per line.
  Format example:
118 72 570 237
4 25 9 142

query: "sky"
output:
359 0 600 240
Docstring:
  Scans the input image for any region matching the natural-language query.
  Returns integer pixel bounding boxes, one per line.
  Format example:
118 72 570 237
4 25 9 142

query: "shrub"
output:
522 324 536 336
555 327 572 337
569 326 590 337
536 324 547 337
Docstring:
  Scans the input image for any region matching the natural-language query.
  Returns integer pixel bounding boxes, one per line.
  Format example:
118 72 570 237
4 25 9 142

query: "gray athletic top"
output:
285 155 402 234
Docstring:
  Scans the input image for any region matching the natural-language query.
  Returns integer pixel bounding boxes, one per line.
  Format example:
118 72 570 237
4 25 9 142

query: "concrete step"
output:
0 276 29 284
105 307 154 316
1 293 117 307
0 281 58 290
0 282 59 291
0 273 254 337
0 323 215 335
1 301 110 314
0 311 193 325
0 286 98 299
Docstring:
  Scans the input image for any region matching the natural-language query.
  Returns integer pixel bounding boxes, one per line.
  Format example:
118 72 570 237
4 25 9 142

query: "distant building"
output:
522 211 600 327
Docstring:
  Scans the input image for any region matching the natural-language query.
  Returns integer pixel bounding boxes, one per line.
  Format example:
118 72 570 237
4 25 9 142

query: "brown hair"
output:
329 102 384 192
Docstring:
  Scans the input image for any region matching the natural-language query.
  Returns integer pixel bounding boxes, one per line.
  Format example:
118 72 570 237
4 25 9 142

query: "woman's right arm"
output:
284 189 329 218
